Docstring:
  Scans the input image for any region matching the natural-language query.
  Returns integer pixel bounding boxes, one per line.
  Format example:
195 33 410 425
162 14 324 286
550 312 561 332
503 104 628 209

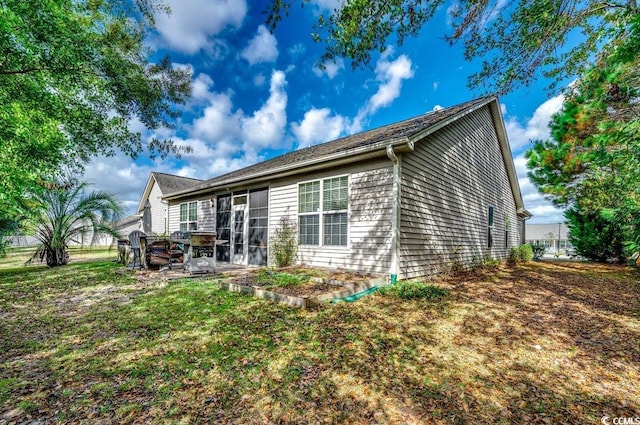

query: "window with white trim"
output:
298 176 348 246
180 201 198 232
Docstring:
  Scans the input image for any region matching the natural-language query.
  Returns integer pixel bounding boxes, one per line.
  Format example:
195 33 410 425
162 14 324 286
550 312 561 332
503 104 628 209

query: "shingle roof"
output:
152 172 202 195
168 96 494 199
115 215 139 226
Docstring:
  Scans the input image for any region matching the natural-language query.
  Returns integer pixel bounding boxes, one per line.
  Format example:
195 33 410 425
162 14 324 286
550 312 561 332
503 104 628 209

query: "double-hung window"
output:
487 205 494 248
298 181 320 245
180 201 198 231
298 176 348 246
323 176 348 246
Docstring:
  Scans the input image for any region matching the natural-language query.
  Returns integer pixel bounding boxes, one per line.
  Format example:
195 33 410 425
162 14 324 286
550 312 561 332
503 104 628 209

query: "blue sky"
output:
82 0 566 224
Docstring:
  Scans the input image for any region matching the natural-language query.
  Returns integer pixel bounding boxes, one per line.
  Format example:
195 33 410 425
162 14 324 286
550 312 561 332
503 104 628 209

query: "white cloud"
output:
481 0 509 27
288 43 306 58
311 0 344 11
192 73 215 102
505 94 564 152
154 0 247 55
185 71 287 175
447 0 507 30
174 137 249 177
446 2 462 28
292 108 348 148
253 74 266 87
193 92 241 142
241 71 288 150
368 53 414 112
433 81 439 92
241 25 279 65
507 96 566 224
82 154 165 216
514 155 565 223
127 116 147 134
206 155 258 176
432 104 444 112
313 58 345 79
504 95 564 152
352 51 415 132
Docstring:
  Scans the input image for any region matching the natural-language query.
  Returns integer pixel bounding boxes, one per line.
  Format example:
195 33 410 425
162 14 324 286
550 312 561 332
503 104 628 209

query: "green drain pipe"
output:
330 274 396 303
331 285 380 303
331 284 386 303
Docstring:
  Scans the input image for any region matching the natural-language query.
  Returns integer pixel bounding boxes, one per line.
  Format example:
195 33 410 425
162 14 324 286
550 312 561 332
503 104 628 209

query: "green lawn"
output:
1 246 116 269
0 258 638 423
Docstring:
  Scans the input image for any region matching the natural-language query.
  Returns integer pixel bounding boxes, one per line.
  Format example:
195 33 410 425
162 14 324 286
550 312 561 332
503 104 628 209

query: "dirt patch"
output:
116 267 215 283
228 266 377 298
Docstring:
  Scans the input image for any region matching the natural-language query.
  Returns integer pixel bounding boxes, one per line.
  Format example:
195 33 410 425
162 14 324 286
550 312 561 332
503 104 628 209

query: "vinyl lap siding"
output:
198 197 215 231
399 105 519 279
167 201 180 234
148 183 167 235
269 160 394 274
518 217 526 245
167 196 214 234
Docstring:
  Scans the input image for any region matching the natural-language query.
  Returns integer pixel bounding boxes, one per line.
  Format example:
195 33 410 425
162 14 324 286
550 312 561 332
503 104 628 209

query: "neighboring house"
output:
114 215 141 241
525 223 571 254
163 96 531 280
7 235 38 247
135 172 203 236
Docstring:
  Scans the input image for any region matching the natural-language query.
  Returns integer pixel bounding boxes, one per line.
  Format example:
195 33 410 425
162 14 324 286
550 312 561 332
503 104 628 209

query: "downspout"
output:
161 199 168 235
386 145 401 283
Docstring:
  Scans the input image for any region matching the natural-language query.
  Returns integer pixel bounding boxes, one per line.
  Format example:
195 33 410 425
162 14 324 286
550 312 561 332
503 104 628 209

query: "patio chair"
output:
170 230 185 240
128 230 146 269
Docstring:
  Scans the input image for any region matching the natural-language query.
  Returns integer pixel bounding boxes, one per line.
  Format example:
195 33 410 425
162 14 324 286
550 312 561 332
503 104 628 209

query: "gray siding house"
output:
164 96 531 280
136 172 202 236
525 223 571 254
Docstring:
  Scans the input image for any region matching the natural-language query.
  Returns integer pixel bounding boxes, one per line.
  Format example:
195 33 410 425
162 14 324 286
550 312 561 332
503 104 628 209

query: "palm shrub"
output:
27 179 121 267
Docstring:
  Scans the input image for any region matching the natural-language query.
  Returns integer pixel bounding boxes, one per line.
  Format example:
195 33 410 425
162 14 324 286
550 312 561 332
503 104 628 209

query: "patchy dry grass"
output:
0 260 638 424
1 246 116 269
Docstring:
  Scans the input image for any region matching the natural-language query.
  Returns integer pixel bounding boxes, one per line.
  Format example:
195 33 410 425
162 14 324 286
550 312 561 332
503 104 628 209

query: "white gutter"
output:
165 138 411 201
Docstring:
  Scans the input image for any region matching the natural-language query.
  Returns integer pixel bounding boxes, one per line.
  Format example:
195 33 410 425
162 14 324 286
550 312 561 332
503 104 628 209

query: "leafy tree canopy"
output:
526 14 640 262
0 0 191 224
526 15 640 210
266 0 638 94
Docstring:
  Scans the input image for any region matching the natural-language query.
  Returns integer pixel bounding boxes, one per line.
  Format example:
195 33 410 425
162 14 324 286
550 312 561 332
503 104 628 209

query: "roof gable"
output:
136 172 202 214
153 172 202 194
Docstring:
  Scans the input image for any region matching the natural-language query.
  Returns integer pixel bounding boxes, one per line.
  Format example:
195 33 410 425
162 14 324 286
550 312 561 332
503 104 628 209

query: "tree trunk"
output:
47 247 69 267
